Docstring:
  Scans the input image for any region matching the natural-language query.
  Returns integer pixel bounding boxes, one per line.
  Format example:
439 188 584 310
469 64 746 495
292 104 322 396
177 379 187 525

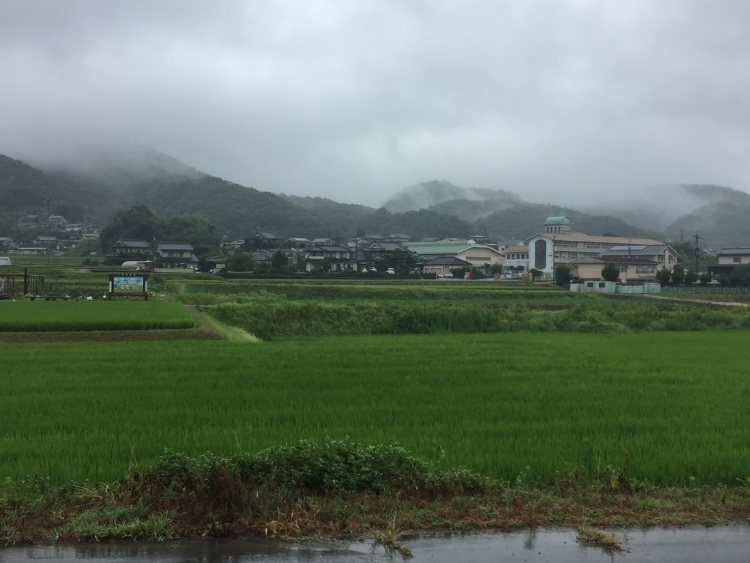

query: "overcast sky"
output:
2 0 749 207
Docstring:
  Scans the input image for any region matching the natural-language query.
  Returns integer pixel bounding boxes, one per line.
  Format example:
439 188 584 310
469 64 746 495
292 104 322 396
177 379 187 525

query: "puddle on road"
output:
2 526 749 562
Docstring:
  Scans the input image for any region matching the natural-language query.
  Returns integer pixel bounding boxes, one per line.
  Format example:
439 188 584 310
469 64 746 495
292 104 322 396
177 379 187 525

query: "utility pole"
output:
694 234 701 274
45 198 52 267
680 229 683 242
551 234 556 280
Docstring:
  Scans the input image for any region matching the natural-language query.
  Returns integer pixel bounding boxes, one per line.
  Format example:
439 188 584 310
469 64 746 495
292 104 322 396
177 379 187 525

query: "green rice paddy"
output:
2 331 749 486
0 301 195 332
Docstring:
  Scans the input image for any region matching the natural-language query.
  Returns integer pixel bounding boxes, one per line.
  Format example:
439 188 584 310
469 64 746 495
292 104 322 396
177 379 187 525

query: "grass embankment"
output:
205 297 750 339
0 301 195 332
2 440 749 546
2 332 749 485
173 280 567 304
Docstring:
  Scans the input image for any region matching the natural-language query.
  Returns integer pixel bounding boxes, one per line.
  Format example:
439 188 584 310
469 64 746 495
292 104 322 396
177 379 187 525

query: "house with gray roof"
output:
304 245 356 272
112 239 153 258
156 242 198 266
600 244 678 269
708 247 750 277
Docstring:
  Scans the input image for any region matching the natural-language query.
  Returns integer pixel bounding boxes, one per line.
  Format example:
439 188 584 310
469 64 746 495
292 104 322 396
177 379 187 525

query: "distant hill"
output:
382 179 656 241
428 197 521 222
383 180 520 214
475 204 659 241
5 147 749 248
594 184 750 248
0 150 474 241
280 194 376 233
0 154 57 212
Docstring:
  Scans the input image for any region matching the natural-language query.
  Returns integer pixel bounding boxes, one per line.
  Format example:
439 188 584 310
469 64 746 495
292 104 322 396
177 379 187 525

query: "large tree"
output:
228 249 253 272
100 206 221 254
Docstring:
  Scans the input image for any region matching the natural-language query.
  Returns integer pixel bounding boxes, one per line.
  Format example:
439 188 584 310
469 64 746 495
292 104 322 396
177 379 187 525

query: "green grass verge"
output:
0 301 195 332
204 298 750 339
1 331 749 485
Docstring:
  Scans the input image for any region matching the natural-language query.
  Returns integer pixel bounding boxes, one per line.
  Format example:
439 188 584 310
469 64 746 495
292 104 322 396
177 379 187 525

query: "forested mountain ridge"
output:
3 148 749 246
0 151 472 240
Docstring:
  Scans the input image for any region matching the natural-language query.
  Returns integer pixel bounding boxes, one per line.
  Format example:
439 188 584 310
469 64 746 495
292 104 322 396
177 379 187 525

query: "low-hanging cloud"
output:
1 0 750 207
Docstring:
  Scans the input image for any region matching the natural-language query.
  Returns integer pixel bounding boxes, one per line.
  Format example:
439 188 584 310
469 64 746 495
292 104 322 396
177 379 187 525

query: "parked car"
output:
386 268 395 274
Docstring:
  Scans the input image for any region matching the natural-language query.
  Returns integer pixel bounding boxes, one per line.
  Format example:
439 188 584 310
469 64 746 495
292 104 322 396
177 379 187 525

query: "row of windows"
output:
559 242 616 249
636 266 655 273
508 253 528 260
466 256 492 261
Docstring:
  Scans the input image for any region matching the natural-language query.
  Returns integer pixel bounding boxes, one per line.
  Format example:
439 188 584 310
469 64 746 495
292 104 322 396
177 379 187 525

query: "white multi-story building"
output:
526 217 666 275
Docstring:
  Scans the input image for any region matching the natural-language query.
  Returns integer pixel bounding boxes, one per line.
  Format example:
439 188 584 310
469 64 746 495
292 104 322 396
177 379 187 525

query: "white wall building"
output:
526 217 666 275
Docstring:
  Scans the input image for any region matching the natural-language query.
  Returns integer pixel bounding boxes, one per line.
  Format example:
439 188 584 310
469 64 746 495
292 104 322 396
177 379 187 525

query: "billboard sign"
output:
108 274 149 300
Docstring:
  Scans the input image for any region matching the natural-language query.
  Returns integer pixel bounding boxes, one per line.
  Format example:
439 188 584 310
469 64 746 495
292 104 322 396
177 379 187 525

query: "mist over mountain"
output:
27 144 205 189
383 181 521 214
476 205 658 242
427 198 522 223
0 149 472 240
3 145 750 248
588 184 750 248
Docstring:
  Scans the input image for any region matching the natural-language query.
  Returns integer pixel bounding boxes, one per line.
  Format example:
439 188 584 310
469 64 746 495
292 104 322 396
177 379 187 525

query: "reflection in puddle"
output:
1 526 749 562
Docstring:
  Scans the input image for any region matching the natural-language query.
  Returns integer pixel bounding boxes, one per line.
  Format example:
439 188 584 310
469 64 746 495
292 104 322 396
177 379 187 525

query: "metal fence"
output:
660 286 750 295
0 273 45 298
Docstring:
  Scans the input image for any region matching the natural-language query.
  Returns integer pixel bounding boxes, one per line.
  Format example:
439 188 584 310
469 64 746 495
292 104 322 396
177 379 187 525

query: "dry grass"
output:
577 525 623 552
370 516 413 558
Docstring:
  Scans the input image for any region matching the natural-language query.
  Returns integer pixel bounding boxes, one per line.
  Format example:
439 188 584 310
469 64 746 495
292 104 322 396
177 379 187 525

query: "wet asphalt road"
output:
2 526 749 562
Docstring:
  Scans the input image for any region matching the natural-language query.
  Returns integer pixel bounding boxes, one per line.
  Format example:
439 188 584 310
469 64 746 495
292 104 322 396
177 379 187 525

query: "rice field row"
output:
0 301 195 332
1 331 749 485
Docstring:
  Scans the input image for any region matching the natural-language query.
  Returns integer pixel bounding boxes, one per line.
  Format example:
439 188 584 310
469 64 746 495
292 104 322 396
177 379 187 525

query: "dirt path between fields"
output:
0 307 228 343
646 295 750 308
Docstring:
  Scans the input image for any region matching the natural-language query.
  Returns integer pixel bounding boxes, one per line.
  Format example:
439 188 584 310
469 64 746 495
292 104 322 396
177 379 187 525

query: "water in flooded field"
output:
2 526 749 562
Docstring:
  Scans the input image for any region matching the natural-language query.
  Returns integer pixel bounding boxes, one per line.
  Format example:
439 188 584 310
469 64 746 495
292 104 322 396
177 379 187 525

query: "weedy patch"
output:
371 516 413 558
577 525 623 552
1 441 750 546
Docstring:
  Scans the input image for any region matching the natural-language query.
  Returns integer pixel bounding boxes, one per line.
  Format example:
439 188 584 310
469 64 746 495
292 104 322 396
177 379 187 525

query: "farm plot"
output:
1 331 749 485
0 301 195 332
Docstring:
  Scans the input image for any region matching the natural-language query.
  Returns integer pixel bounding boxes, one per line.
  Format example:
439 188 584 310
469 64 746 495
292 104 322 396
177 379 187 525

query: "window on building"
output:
734 257 741 263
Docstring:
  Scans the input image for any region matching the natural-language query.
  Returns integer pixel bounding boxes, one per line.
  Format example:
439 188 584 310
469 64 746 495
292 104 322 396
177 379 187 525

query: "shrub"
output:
671 264 685 286
656 267 671 285
555 264 573 286
684 270 699 285
728 264 750 287
153 439 489 496
601 264 620 282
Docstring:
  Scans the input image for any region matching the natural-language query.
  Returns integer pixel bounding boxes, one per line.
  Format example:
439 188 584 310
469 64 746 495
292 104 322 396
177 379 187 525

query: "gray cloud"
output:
1 0 750 207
